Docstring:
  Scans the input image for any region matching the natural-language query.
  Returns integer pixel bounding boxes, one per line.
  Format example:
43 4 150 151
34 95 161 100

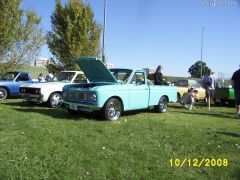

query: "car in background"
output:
20 71 86 108
214 87 235 106
0 71 37 100
174 79 205 101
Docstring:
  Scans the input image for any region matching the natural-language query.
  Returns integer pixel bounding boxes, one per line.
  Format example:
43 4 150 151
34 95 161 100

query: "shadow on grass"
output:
2 100 45 108
14 107 152 121
170 110 235 120
216 132 240 138
5 100 160 121
14 107 101 121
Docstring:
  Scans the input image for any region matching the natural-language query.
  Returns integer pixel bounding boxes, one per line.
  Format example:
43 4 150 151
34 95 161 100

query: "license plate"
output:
215 99 221 103
70 103 78 111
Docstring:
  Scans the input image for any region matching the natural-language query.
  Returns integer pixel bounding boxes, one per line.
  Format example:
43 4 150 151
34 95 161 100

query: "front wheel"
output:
101 98 122 121
48 92 63 108
0 88 8 100
155 96 168 113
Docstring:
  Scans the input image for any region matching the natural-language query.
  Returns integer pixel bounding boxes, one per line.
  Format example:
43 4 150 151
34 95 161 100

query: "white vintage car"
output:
20 71 86 108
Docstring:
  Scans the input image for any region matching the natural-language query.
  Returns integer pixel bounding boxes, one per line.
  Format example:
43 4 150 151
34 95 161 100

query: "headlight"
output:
89 93 97 101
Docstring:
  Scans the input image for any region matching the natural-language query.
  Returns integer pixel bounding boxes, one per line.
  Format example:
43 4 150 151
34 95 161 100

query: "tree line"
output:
0 0 209 78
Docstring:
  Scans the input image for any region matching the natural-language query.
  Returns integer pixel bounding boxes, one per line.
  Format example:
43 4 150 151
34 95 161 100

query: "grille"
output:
20 87 41 95
67 90 87 101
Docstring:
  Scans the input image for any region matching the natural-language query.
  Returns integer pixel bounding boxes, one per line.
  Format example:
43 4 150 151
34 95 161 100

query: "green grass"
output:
0 99 239 179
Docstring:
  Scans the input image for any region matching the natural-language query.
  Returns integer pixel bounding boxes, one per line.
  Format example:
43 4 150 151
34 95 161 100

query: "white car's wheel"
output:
48 92 62 108
0 88 8 100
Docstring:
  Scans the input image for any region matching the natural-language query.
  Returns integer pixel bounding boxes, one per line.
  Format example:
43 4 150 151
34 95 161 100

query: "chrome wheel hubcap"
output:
0 90 6 99
107 101 121 120
51 94 62 107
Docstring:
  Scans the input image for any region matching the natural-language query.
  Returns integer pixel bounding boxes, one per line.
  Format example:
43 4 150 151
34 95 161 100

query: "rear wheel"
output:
48 92 62 108
177 93 181 102
0 88 8 100
155 96 168 113
101 98 122 121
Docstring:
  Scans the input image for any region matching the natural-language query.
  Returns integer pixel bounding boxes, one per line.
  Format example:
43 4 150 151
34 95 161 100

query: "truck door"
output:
128 72 149 110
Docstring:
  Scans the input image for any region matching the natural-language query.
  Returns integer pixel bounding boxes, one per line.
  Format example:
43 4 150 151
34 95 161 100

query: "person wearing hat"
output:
231 65 240 118
154 65 164 85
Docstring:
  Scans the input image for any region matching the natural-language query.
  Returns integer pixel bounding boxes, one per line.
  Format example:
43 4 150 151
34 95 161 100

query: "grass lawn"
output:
0 99 239 179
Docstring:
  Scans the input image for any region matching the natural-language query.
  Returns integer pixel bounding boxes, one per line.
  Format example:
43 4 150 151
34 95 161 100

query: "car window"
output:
175 80 188 87
53 72 75 82
1 72 19 80
17 73 29 81
189 80 201 88
109 69 132 83
131 72 145 85
73 74 87 83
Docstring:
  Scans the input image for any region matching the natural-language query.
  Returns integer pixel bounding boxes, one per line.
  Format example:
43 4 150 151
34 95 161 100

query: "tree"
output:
47 0 102 71
0 0 45 73
188 61 210 78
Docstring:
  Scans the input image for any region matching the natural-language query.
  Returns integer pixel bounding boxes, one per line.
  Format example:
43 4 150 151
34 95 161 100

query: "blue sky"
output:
22 0 240 77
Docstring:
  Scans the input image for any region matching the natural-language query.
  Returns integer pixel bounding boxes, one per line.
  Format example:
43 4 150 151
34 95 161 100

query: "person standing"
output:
154 65 164 85
231 65 240 118
202 69 213 110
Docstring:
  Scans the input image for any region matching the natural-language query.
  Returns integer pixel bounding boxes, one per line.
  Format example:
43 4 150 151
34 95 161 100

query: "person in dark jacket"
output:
154 65 164 85
231 65 240 118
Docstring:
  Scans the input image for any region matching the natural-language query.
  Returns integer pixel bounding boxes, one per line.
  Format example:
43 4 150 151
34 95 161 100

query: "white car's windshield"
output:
0 72 19 81
110 69 132 83
52 72 75 82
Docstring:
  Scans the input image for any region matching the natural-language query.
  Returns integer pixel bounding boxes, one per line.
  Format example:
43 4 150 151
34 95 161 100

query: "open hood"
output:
75 57 117 83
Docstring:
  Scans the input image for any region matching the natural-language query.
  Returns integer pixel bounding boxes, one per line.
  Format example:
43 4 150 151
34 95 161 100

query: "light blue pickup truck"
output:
62 57 177 120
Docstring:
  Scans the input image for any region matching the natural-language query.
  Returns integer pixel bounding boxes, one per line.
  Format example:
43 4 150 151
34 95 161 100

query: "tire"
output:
155 96 168 113
101 98 122 121
48 92 63 108
177 93 181 102
0 88 8 100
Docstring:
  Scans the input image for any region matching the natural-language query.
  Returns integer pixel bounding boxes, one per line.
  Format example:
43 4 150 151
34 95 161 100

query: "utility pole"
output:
102 0 107 64
200 27 205 78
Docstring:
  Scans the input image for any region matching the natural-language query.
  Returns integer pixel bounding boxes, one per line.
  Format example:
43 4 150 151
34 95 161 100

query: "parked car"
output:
62 57 177 121
174 79 205 101
20 71 86 108
0 71 37 100
214 87 235 106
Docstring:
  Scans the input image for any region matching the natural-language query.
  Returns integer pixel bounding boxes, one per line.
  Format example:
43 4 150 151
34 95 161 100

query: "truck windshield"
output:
0 72 19 81
110 69 132 83
52 72 75 83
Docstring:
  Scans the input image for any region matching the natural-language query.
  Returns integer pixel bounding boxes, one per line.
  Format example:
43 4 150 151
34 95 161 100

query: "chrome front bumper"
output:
64 101 101 111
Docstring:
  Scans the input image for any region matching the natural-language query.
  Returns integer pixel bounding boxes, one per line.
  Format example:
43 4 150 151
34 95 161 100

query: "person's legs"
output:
234 89 240 117
189 96 194 110
205 89 211 109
